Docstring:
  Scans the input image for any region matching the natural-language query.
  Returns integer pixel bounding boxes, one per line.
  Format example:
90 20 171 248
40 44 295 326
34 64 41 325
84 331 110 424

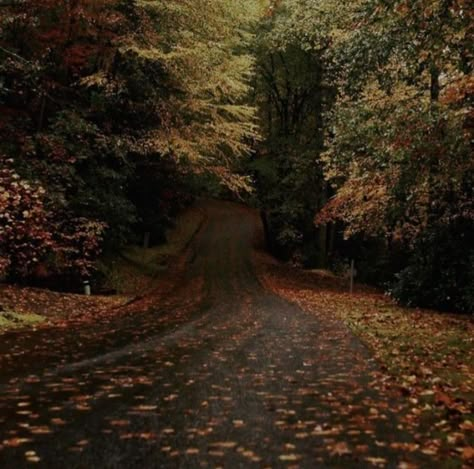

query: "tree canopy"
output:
251 0 473 311
0 0 263 280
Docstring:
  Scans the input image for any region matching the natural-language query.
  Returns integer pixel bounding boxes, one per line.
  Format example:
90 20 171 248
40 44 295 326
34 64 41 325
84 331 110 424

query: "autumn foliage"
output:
0 0 260 283
1 0 472 311
252 0 473 312
0 160 51 277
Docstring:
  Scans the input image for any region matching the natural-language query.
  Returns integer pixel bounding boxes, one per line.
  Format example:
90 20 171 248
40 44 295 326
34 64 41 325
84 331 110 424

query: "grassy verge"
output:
98 206 205 296
0 309 45 332
257 252 474 464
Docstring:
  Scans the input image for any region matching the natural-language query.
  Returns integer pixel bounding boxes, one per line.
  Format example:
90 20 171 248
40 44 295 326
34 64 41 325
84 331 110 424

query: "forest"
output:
0 1 473 467
1 0 472 312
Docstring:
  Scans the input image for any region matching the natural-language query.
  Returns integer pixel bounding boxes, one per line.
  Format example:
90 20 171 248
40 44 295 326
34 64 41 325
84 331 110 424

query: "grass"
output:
99 206 205 295
299 289 474 399
0 310 45 331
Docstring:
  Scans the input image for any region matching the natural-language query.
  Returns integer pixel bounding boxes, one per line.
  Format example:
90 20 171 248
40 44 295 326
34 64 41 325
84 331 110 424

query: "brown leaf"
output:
330 442 351 456
462 446 474 461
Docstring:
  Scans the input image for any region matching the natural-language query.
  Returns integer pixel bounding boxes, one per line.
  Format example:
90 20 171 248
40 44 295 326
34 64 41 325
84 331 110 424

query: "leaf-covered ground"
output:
256 251 474 465
0 206 205 332
0 202 472 468
0 286 125 331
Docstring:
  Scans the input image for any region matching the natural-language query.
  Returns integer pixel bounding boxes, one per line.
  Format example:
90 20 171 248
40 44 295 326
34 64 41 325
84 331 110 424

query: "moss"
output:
0 310 45 331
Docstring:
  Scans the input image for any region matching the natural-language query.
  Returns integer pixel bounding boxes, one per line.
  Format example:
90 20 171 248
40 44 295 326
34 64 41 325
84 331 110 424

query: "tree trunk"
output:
430 66 440 101
317 183 328 268
328 222 335 259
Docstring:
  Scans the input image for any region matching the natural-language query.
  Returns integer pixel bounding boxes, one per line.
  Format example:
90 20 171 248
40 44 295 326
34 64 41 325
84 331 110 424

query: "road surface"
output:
0 202 431 467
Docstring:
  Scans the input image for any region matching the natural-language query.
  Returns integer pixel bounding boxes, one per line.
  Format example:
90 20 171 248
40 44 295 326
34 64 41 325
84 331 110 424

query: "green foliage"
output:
314 0 473 311
29 111 136 248
251 1 334 265
1 0 471 312
119 0 261 190
252 149 325 263
319 98 473 243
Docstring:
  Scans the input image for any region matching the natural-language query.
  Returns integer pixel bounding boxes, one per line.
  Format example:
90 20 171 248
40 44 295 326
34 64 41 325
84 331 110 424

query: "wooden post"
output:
83 280 91 296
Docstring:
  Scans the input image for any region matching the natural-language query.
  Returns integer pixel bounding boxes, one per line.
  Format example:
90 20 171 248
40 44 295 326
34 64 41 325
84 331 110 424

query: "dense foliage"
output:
1 0 472 311
319 0 473 312
252 0 473 312
0 0 261 284
250 0 336 267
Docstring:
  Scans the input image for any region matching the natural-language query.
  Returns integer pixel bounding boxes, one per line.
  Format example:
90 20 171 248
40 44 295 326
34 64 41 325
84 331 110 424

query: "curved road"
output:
0 202 431 468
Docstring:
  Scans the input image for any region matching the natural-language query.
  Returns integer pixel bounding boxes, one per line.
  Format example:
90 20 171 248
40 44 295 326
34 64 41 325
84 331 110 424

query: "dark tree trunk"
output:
430 66 440 101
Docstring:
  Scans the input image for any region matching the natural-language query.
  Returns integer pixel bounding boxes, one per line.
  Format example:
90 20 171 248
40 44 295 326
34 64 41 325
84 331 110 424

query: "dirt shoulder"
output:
255 250 474 464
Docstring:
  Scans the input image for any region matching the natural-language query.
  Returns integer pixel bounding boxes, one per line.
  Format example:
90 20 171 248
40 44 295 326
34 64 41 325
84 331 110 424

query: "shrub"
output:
391 221 474 313
0 162 51 278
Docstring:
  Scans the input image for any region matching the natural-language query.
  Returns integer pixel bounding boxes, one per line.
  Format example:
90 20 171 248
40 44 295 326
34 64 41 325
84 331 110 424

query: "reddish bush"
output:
0 161 51 278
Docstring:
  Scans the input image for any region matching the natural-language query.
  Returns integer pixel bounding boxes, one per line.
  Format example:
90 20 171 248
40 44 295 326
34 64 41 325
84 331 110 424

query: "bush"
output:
0 163 51 278
0 158 107 282
391 221 474 313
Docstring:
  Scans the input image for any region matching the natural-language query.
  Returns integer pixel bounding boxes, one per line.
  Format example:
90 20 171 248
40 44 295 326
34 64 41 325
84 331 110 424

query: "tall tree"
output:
0 0 264 280
251 0 339 266
315 0 473 310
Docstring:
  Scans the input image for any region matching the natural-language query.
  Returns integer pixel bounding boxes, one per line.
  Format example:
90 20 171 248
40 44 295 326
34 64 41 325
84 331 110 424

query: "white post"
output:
83 280 91 296
350 259 355 294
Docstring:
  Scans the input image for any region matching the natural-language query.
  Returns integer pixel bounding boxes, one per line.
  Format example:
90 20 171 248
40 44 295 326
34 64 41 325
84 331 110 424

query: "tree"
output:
0 0 263 281
250 0 339 266
315 0 474 310
251 0 472 310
